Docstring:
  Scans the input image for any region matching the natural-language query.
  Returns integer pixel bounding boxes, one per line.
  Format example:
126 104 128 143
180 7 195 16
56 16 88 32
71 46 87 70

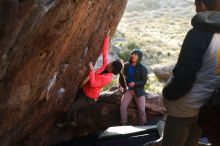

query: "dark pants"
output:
120 90 146 125
199 105 220 146
162 115 202 146
65 89 95 123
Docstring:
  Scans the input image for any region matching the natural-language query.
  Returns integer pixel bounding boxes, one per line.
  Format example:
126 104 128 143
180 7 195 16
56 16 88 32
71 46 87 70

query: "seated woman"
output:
56 29 126 128
120 49 148 126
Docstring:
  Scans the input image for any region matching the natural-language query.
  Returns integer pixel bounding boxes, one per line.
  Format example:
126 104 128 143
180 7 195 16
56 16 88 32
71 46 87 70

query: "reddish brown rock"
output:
48 88 165 146
98 89 165 126
0 0 127 145
54 88 165 142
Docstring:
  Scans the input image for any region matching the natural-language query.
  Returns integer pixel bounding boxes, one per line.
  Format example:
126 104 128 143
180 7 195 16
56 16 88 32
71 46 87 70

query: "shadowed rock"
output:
75 88 165 131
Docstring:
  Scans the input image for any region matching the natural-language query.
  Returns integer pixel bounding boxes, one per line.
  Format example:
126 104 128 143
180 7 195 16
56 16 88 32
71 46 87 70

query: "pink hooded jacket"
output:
83 36 113 100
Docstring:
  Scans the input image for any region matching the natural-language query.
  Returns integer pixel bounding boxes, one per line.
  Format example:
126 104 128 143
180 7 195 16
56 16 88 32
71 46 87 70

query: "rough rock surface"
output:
63 88 165 141
0 0 127 145
153 65 174 81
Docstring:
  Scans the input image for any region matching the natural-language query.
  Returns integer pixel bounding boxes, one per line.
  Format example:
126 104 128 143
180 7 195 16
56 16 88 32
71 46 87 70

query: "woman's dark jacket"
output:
123 62 148 97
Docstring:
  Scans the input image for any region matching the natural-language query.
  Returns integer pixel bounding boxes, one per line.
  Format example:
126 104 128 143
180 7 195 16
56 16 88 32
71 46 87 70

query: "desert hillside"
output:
115 0 196 92
118 0 195 66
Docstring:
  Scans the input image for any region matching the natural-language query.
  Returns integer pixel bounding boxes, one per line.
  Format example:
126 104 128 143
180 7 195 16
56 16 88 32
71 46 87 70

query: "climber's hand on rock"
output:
89 62 94 71
107 28 111 36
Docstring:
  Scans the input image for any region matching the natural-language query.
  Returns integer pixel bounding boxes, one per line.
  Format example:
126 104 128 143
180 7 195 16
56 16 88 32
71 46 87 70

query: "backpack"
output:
199 87 220 146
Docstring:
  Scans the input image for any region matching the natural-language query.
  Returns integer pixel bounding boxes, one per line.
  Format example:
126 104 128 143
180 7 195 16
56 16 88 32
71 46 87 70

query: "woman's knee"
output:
120 102 128 111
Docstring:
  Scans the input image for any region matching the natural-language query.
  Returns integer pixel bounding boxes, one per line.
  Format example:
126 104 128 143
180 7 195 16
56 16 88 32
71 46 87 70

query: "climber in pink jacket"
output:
83 33 118 99
56 29 126 128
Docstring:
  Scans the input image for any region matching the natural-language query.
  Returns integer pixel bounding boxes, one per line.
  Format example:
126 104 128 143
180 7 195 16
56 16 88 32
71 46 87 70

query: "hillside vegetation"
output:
112 0 196 92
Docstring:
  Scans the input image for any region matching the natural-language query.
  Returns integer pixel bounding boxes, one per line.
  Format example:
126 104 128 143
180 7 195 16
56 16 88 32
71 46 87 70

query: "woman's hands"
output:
107 28 111 37
81 76 89 87
128 82 135 88
81 62 94 87
89 62 94 71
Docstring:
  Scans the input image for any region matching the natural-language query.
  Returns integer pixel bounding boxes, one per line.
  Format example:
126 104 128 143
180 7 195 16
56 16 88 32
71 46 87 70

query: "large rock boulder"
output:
0 0 127 145
61 88 165 140
153 65 174 81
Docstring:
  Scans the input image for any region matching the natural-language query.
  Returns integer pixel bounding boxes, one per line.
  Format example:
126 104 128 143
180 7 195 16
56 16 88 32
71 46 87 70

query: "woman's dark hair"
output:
111 60 123 75
111 60 127 89
119 72 127 90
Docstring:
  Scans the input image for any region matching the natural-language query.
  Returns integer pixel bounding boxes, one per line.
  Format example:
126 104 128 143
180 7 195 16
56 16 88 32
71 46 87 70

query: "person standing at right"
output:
162 0 220 146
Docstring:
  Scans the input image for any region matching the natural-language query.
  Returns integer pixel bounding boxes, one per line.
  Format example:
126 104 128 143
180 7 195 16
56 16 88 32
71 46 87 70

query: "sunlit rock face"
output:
0 0 127 145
